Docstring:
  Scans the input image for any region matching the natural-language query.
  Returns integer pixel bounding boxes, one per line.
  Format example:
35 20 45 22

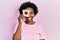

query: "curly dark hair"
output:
19 2 38 15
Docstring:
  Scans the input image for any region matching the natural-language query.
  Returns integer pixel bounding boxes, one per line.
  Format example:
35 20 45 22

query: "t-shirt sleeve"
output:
38 25 46 39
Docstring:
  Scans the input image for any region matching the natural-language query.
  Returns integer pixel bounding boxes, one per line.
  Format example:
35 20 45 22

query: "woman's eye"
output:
25 12 28 15
30 12 33 14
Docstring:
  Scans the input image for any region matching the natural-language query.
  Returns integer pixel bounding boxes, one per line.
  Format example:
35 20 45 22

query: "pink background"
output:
0 0 60 40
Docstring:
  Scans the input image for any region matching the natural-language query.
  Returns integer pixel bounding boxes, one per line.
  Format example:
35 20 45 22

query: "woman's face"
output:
23 7 35 20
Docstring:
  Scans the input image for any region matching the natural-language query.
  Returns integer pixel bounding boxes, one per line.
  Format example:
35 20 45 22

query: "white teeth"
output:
28 18 31 19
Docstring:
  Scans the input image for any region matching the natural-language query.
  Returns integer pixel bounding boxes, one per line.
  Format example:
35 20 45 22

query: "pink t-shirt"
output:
21 20 45 40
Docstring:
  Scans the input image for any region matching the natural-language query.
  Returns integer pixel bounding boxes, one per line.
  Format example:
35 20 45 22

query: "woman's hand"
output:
18 15 25 24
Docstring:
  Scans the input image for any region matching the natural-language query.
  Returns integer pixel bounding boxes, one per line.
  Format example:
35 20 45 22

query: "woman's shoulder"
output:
35 22 44 30
36 22 43 27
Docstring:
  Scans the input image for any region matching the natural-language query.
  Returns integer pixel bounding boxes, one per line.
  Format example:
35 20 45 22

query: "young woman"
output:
13 2 45 40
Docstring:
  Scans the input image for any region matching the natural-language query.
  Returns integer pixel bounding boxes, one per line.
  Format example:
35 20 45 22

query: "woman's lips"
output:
25 17 32 20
